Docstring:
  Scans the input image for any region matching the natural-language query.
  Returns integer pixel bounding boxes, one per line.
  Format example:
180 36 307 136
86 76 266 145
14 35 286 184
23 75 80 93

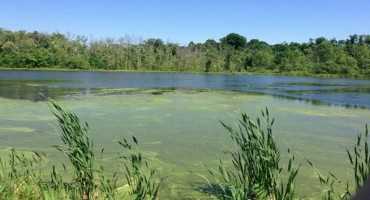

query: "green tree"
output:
220 33 247 49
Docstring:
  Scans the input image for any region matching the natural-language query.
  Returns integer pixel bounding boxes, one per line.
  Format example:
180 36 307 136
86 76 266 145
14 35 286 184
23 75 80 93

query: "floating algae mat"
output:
0 89 370 199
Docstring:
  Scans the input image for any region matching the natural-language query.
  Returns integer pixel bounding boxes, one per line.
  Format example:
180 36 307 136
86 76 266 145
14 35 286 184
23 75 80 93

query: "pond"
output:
0 70 370 199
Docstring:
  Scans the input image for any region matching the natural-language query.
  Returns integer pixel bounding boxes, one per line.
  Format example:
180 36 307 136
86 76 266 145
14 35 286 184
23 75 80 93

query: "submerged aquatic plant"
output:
207 108 299 200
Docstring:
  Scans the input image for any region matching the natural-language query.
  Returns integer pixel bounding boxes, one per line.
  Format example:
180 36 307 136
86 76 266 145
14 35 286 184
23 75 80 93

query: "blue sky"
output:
1 0 370 44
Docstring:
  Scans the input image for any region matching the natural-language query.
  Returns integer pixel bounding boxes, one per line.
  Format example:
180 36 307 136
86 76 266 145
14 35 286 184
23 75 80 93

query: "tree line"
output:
0 28 370 76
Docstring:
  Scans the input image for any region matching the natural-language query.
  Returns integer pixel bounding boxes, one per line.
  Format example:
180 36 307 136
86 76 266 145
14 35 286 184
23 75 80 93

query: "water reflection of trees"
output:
0 80 86 101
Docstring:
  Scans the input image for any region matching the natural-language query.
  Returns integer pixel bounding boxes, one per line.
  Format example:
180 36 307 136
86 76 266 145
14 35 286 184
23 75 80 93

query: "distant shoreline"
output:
0 67 369 80
1 29 369 81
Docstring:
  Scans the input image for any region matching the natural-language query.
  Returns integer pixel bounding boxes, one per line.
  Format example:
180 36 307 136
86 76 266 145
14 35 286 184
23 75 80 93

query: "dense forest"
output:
0 28 370 77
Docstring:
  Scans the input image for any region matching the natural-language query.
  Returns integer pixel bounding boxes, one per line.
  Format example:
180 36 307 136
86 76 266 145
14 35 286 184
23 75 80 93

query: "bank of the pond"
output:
1 67 369 80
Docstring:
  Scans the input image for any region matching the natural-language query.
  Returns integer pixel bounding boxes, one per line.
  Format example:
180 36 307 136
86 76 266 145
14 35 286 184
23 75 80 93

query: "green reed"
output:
307 160 351 200
207 108 299 200
118 136 161 200
0 101 162 199
347 124 370 192
51 101 95 199
0 149 43 199
307 124 370 200
51 101 161 199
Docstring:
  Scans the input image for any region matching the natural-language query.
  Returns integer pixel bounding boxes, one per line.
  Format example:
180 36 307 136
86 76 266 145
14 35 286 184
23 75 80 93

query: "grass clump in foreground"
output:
52 102 95 199
205 108 299 200
0 101 161 200
307 124 370 200
118 137 161 199
205 109 370 200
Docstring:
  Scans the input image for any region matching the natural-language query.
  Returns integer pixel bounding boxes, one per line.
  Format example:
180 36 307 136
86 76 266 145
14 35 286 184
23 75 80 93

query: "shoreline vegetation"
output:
0 67 367 80
1 28 370 79
0 101 369 200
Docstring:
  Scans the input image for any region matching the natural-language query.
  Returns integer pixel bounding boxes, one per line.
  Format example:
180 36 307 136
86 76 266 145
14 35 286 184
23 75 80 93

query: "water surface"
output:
0 70 370 199
1 70 370 108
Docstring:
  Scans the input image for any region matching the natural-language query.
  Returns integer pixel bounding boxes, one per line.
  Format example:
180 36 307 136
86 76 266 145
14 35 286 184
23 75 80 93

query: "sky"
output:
1 0 370 45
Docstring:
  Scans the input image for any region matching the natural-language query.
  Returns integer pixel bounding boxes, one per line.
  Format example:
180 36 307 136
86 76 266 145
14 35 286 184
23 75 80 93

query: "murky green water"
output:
1 71 370 199
0 88 369 199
